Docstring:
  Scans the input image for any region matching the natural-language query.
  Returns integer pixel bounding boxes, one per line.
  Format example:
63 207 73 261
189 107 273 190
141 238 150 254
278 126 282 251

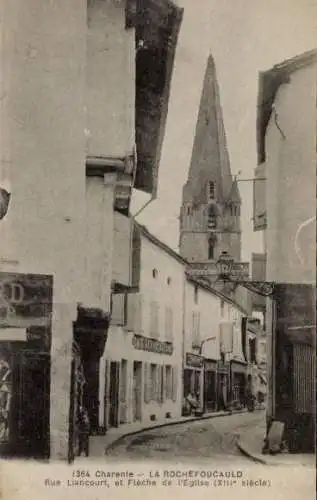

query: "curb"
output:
104 408 261 455
236 439 269 465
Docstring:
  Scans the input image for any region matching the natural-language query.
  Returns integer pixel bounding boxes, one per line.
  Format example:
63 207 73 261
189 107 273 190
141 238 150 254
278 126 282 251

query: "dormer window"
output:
207 181 215 201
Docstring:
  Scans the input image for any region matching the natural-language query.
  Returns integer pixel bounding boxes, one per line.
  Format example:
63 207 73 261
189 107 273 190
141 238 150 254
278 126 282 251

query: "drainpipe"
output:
181 272 187 416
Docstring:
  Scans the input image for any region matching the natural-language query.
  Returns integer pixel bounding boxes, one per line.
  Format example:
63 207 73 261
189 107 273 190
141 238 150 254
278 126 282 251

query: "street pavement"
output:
106 411 263 464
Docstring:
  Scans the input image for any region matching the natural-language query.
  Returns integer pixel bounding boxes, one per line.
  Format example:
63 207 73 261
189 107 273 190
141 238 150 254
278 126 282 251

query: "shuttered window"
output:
126 293 142 332
165 306 173 342
144 363 151 404
150 363 158 401
165 365 173 400
110 293 126 326
157 365 165 404
172 366 178 402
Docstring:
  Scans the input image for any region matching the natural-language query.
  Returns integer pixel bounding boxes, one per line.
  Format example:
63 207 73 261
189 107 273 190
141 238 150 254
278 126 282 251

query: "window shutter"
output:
110 293 125 326
144 363 150 404
172 366 178 402
134 293 142 333
157 365 162 403
158 365 165 404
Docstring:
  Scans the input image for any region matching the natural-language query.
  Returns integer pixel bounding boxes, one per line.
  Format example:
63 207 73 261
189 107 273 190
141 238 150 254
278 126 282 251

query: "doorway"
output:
204 370 216 411
109 361 120 428
119 359 128 424
132 361 142 422
15 351 50 458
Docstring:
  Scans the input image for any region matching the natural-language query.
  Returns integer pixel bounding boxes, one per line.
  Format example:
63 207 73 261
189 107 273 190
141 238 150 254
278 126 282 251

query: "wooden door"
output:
109 362 120 428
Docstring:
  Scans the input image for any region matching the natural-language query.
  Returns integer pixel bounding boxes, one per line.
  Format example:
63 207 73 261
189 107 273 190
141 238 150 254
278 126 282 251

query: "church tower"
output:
179 55 242 267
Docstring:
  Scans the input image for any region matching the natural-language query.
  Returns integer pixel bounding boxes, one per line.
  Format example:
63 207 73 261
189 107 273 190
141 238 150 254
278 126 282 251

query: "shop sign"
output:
132 334 173 355
0 273 53 347
216 359 230 373
231 361 247 374
186 352 204 368
204 359 217 371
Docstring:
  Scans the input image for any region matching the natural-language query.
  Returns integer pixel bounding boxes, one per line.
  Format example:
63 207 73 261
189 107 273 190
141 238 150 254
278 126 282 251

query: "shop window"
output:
183 369 192 398
165 365 173 400
0 351 12 444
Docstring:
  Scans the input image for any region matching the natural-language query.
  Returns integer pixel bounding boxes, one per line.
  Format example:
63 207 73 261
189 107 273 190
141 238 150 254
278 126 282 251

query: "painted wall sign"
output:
204 359 217 371
216 360 230 373
132 334 173 355
186 352 204 368
0 273 53 349
275 284 315 345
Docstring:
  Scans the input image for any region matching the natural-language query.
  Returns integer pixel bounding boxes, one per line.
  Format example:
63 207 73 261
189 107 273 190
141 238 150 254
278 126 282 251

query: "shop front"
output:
230 360 247 408
0 272 53 459
216 357 230 411
203 359 217 412
72 304 110 446
273 283 316 453
184 352 204 403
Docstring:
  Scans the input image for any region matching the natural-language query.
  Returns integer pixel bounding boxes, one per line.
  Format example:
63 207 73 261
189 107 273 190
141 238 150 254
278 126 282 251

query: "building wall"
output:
0 0 86 460
86 0 135 158
265 63 316 285
101 231 185 427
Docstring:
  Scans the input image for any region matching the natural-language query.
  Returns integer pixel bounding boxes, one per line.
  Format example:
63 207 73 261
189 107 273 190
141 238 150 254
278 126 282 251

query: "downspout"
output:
181 272 187 415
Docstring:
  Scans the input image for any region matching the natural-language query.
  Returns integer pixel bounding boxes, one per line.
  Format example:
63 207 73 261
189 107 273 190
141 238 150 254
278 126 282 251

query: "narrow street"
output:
106 411 264 465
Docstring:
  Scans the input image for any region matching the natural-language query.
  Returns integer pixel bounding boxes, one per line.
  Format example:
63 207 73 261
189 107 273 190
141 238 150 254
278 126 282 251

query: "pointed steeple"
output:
186 54 233 205
228 178 241 204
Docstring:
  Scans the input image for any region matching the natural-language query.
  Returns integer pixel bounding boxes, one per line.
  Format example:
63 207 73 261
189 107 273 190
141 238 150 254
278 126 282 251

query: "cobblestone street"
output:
106 412 264 464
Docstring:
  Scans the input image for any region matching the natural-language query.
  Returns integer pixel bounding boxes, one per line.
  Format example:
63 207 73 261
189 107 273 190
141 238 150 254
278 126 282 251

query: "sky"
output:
131 0 317 264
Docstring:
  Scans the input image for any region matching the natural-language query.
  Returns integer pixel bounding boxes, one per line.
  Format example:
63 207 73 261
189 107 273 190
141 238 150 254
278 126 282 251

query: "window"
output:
208 238 215 260
207 205 217 229
152 268 158 278
194 285 199 304
207 181 215 200
186 205 193 216
165 365 173 400
110 293 126 326
166 277 172 286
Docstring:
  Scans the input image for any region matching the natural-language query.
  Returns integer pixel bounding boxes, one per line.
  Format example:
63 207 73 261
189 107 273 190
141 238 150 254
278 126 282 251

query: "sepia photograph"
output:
0 0 316 499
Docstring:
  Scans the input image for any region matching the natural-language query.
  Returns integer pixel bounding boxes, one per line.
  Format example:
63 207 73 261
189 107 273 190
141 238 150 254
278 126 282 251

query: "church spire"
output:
185 54 233 206
179 54 242 264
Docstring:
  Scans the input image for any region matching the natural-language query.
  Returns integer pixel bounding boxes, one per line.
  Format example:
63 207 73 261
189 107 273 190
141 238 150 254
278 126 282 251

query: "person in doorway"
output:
186 392 198 414
78 405 90 457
